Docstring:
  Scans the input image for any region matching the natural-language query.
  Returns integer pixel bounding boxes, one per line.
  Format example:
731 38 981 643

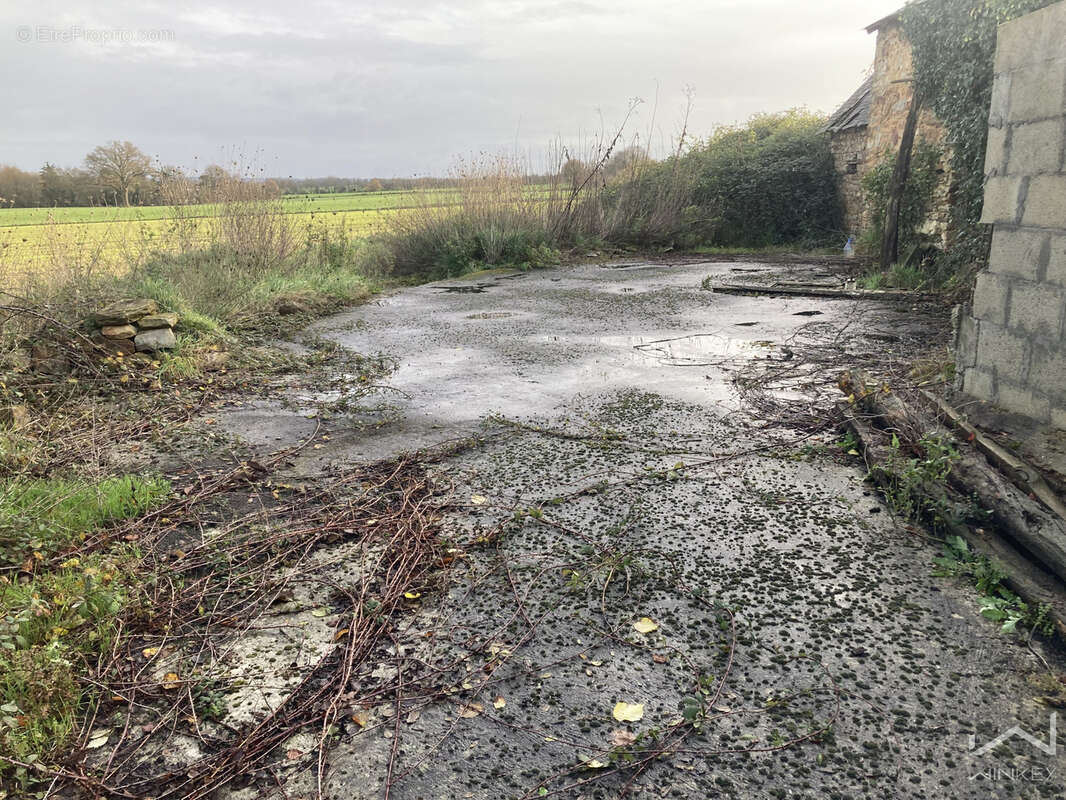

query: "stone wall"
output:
865 20 951 241
958 1 1066 425
828 18 952 240
828 126 868 235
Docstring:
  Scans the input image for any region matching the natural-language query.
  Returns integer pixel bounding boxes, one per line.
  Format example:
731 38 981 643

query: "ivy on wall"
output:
860 141 944 259
900 0 1057 278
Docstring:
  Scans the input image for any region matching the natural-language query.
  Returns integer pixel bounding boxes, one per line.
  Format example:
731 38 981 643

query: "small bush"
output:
684 110 841 248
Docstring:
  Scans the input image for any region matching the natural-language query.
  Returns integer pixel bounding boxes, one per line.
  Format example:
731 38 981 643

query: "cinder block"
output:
956 313 979 369
995 18 1036 72
997 382 1051 422
988 73 1012 129
963 367 996 402
1008 280 1065 339
1022 175 1066 228
1046 232 1066 287
1006 62 1066 123
997 4 1066 71
985 126 1008 177
978 323 1030 384
972 273 1010 326
1007 118 1064 175
987 226 1047 280
1031 344 1066 397
981 176 1025 224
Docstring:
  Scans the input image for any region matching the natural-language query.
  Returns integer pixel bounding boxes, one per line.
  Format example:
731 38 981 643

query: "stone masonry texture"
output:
960 1 1066 424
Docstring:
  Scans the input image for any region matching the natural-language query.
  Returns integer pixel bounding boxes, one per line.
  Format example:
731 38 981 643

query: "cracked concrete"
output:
213 259 1066 799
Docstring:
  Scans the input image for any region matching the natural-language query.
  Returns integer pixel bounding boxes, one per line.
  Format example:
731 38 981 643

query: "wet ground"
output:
215 260 1066 799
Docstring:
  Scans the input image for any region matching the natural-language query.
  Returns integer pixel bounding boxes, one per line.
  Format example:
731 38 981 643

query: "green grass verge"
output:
0 474 169 776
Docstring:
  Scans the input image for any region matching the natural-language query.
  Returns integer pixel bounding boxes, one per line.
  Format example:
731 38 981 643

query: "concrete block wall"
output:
959 1 1066 424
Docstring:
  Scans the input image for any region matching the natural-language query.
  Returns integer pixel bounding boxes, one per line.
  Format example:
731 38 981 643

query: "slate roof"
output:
823 76 872 134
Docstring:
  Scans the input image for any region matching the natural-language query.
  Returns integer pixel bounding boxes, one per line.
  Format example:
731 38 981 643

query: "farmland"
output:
0 191 438 278
0 187 556 279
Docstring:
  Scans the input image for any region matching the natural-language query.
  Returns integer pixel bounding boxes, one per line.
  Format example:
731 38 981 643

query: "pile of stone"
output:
91 299 179 355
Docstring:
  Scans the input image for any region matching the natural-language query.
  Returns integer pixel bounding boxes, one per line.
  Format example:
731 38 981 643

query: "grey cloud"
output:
2 0 902 176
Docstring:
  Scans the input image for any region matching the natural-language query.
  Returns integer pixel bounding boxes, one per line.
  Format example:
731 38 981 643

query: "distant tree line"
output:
0 141 486 210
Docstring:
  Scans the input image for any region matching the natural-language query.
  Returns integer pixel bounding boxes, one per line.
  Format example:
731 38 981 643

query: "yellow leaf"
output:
162 673 181 690
612 702 644 722
493 696 506 709
351 711 369 727
333 628 349 642
142 647 159 658
633 617 658 634
584 759 607 769
470 495 487 505
404 591 421 600
459 702 484 718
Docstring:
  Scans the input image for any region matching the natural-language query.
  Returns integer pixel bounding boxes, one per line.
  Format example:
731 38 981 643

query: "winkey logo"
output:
969 713 1057 758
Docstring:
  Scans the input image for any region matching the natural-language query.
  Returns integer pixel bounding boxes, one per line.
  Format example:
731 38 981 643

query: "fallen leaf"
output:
86 731 110 749
493 696 506 709
406 709 421 724
404 591 421 600
333 628 349 642
583 758 607 769
609 728 637 747
470 495 488 505
311 607 329 618
652 654 668 664
351 711 369 727
161 673 181 690
459 702 484 718
142 647 159 658
286 748 302 760
612 702 644 722
633 617 658 634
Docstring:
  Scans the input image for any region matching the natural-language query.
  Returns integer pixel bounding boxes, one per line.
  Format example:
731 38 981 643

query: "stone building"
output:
825 9 949 241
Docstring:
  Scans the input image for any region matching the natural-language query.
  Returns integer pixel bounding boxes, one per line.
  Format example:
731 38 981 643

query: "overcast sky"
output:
3 0 902 178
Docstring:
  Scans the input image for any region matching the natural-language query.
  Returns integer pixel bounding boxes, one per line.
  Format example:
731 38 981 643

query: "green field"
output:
0 190 441 280
0 186 558 281
0 189 456 227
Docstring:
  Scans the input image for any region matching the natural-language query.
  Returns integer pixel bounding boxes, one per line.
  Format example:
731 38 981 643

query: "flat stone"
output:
92 298 158 326
101 324 137 339
135 327 177 352
91 333 136 356
137 312 179 330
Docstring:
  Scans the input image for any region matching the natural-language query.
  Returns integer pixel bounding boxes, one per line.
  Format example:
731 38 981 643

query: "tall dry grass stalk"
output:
385 96 696 274
202 172 293 269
